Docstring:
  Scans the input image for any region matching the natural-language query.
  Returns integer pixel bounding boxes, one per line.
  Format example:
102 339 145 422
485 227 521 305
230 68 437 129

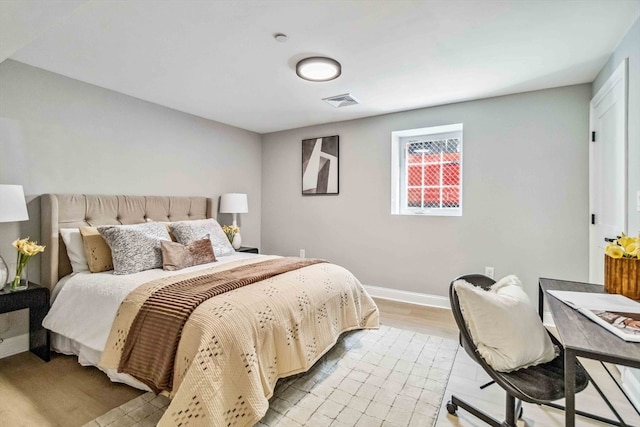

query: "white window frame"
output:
391 123 463 216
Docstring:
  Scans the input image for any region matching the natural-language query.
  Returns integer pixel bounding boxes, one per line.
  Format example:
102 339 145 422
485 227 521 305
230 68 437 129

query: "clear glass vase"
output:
10 264 28 291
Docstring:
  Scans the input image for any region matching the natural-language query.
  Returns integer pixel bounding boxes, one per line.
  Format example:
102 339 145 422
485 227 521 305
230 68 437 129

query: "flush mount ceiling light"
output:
296 57 341 82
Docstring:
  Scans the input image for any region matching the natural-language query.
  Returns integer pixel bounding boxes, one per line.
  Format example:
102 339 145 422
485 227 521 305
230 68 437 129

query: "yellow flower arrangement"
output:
605 233 639 259
11 237 45 290
222 225 239 244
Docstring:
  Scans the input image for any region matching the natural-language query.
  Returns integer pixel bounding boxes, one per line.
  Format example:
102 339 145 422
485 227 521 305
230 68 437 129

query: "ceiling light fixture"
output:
296 57 341 82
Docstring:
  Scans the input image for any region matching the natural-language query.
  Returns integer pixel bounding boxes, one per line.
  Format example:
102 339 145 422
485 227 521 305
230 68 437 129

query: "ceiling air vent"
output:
322 93 359 108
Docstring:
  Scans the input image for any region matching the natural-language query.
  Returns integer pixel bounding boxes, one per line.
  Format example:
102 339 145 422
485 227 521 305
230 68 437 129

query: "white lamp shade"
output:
219 193 248 214
0 185 29 223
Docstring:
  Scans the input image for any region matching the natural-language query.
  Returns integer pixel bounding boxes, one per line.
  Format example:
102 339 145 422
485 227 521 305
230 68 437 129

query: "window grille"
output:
391 124 463 216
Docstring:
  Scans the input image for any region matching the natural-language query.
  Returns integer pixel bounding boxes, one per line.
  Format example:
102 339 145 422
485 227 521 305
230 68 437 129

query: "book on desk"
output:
548 290 640 342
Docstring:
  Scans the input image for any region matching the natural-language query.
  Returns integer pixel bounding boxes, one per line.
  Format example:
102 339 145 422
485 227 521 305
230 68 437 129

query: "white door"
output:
589 59 628 284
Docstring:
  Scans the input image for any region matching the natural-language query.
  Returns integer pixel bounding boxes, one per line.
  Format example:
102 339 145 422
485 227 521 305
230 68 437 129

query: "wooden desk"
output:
539 278 640 427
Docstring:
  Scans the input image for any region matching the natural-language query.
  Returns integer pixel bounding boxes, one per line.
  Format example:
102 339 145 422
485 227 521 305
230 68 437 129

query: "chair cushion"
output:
454 278 558 372
499 343 590 402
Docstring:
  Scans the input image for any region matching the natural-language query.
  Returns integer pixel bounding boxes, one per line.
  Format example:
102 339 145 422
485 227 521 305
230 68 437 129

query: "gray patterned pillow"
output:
98 223 172 275
169 219 235 257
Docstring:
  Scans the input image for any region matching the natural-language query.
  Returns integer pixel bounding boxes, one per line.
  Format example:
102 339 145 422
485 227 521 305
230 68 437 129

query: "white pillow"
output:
60 228 89 273
169 219 235 257
454 278 557 372
491 275 531 304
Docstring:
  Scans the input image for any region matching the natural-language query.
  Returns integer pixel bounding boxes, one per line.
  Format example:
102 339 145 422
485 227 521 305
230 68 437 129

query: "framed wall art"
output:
302 135 339 195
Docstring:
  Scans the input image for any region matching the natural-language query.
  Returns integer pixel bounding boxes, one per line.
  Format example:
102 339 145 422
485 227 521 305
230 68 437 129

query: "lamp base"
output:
232 233 242 250
0 255 8 287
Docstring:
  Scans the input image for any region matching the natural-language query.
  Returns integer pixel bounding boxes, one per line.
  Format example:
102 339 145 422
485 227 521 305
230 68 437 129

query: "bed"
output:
40 194 379 426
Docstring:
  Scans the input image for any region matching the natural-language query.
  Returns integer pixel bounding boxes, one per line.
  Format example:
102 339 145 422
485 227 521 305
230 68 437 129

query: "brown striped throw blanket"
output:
100 255 379 427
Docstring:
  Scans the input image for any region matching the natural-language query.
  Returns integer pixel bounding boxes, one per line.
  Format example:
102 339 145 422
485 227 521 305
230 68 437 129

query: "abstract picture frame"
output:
302 135 339 195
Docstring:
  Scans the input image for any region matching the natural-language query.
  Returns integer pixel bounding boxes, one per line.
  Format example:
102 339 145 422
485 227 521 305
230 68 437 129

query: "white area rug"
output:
84 326 458 427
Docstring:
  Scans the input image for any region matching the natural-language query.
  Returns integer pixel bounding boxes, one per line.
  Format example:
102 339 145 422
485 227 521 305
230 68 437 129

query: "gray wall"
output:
262 84 592 301
593 16 640 237
0 59 263 283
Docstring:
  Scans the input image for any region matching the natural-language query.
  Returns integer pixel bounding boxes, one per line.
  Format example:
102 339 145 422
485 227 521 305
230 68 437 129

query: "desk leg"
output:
565 348 576 427
538 284 544 320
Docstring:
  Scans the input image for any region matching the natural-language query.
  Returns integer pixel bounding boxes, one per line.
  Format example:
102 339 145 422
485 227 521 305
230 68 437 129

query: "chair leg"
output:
505 394 517 427
447 395 503 427
480 380 495 390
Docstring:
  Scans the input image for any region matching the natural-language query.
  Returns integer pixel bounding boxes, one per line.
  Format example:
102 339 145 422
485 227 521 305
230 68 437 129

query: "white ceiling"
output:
1 0 639 134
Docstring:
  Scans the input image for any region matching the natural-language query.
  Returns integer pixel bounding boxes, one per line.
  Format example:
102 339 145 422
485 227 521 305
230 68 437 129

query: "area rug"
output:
84 325 458 427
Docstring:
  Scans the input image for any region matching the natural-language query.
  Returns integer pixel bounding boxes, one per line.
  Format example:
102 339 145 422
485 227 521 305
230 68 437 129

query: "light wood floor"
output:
0 298 637 426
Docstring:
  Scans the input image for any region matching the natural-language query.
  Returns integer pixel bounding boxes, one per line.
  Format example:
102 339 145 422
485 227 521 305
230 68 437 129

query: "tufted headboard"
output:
40 194 216 290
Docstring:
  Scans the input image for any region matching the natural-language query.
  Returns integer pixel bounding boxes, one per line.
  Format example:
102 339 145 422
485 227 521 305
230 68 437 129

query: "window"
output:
391 124 463 216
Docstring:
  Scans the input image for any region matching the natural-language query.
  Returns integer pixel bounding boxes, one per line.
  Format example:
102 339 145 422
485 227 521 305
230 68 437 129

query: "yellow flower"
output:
221 225 239 243
605 244 624 259
618 233 635 249
12 238 45 256
605 232 640 258
24 241 45 256
626 243 639 257
12 237 28 251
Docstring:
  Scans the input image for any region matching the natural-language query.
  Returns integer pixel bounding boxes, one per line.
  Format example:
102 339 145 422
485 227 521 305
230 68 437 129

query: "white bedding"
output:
43 252 260 388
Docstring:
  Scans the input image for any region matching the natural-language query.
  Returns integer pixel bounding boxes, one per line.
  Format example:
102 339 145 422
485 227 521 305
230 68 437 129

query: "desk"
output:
539 278 640 427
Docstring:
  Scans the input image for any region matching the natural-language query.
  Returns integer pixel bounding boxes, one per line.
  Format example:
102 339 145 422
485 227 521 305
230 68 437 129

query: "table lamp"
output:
219 193 248 249
0 185 29 286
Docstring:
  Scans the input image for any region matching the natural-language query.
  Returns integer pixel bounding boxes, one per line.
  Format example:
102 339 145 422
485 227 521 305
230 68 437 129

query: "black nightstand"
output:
236 246 259 254
0 282 50 361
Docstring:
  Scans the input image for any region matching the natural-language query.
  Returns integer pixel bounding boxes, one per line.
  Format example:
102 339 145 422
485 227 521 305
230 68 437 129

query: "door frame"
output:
589 58 628 283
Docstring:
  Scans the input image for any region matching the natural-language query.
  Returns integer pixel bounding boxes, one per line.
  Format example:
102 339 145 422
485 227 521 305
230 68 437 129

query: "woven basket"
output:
604 255 640 299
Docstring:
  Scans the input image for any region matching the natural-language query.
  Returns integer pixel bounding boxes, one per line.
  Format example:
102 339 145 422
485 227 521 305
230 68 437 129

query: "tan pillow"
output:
161 237 216 271
79 226 114 273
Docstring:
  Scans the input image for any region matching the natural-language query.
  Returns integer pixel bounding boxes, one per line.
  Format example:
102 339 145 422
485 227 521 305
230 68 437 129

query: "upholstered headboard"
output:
40 194 216 290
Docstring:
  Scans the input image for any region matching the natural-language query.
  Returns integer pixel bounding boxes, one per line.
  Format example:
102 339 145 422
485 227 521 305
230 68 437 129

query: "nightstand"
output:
236 246 259 254
0 282 50 361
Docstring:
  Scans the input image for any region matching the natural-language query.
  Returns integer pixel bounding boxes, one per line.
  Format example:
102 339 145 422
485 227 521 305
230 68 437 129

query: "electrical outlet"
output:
299 249 305 259
484 266 495 279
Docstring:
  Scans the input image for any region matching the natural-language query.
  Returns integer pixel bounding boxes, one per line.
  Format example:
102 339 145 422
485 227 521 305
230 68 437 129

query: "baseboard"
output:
363 285 450 309
363 284 559 323
620 366 640 412
0 333 28 359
